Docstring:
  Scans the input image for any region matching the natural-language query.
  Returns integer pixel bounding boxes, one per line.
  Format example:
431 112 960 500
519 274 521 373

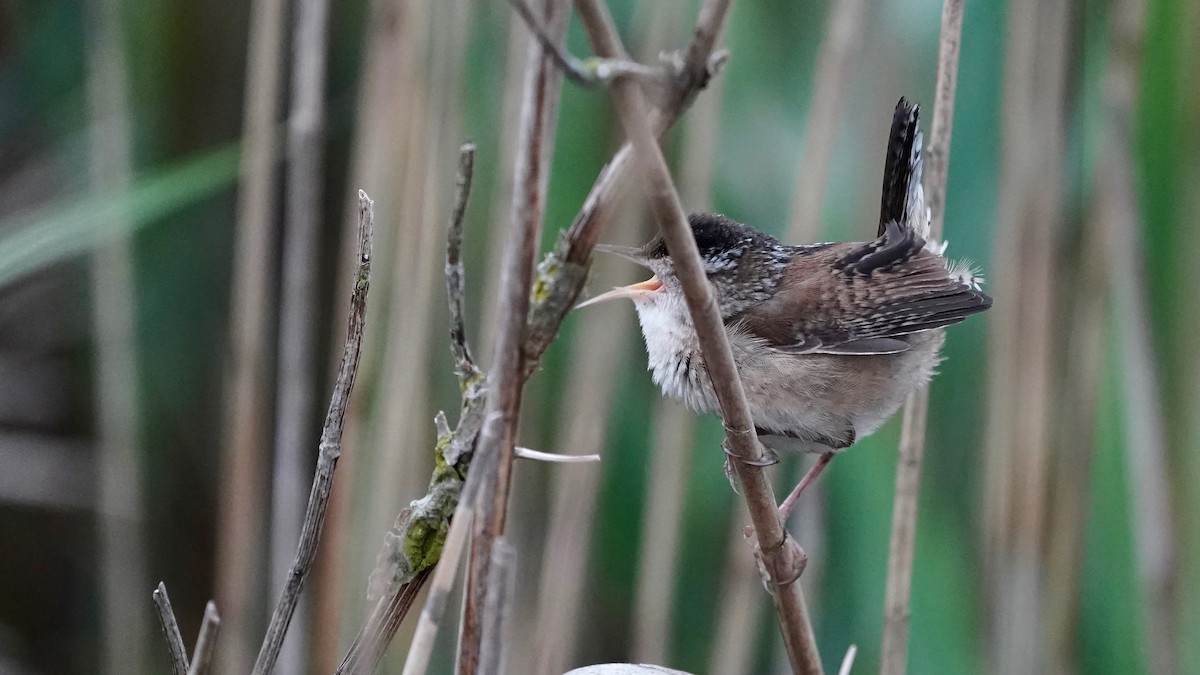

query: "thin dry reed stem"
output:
478 539 518 674
361 0 436 566
459 0 570 669
85 2 147 672
392 144 479 675
332 1 732 666
270 0 332 669
216 0 286 668
338 141 481 675
401 508 473 675
480 13 533 352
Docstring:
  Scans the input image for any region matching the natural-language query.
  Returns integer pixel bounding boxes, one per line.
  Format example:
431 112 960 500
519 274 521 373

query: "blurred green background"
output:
1 0 1197 673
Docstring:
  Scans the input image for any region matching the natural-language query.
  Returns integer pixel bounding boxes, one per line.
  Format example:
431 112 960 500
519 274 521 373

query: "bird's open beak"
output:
576 275 663 309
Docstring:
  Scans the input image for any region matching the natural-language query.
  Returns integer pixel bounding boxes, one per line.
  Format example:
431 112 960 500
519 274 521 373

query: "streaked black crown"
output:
643 213 780 260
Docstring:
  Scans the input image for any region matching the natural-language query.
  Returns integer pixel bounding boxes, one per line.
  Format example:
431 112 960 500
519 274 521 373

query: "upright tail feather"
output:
878 97 927 239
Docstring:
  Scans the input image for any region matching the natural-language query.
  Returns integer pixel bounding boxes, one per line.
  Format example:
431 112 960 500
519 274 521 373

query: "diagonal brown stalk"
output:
571 0 822 671
85 1 148 671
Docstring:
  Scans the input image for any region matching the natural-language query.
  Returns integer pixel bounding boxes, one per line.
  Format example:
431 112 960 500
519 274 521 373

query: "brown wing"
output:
735 220 992 354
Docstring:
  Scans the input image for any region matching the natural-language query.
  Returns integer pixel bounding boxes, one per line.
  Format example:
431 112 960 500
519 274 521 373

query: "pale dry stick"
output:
270 0 332 669
506 0 667 87
514 447 601 463
339 3 735 667
527 3 681 668
1097 0 1178 668
215 0 286 668
341 570 434 674
459 0 571 669
520 1 734 376
186 602 221 675
785 0 868 242
84 2 147 673
152 583 190 675
571 1 821 671
252 192 375 675
395 147 481 675
879 0 964 672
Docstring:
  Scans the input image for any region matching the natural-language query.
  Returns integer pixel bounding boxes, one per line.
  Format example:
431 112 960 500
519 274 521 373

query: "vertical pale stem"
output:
1098 0 1178 668
573 0 822 670
270 0 331 669
785 0 868 243
879 1 964 672
459 0 570 670
216 0 286 668
85 2 147 673
980 0 1072 671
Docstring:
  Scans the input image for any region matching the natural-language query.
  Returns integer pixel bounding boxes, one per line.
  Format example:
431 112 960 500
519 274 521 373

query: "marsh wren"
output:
580 98 991 504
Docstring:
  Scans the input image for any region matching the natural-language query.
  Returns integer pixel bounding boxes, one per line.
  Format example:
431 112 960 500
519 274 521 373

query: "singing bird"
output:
579 98 991 501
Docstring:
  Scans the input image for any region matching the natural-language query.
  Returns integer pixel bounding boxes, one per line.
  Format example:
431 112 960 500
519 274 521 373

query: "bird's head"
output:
578 213 786 318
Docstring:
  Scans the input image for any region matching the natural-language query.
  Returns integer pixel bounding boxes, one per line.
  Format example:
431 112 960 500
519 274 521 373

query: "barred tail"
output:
879 97 926 239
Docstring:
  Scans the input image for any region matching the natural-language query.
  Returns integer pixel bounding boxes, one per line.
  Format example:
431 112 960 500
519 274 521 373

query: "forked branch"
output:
338 1 736 669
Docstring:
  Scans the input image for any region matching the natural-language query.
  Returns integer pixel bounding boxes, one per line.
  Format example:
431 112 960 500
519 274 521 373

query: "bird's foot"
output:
722 440 777 495
745 528 808 592
721 440 779 467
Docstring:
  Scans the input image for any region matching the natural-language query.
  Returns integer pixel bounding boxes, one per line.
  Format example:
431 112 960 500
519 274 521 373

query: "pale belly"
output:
642 323 944 454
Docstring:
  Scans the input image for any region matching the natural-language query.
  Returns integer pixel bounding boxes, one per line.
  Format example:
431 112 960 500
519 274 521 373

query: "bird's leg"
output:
777 451 836 522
